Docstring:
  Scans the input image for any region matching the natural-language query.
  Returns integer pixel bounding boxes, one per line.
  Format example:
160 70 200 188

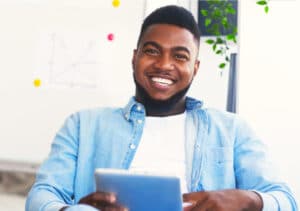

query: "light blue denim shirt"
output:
26 97 298 211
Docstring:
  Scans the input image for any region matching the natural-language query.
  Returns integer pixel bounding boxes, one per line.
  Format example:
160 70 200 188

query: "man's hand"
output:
183 189 263 211
78 192 128 211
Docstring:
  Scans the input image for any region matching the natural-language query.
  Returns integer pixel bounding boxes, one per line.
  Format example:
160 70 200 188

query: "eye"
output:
174 53 189 61
143 48 160 56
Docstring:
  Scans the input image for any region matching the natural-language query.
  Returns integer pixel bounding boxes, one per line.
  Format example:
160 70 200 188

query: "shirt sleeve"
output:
234 118 298 211
25 113 80 211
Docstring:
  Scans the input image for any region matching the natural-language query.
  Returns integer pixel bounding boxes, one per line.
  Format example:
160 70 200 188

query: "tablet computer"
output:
95 168 183 211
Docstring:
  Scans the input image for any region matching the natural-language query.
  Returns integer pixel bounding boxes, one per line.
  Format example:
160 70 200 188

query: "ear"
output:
193 59 200 77
132 49 137 69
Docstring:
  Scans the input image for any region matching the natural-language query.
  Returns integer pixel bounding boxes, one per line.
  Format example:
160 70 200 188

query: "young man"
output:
26 5 297 211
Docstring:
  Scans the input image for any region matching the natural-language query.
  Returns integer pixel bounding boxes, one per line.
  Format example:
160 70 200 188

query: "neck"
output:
146 103 186 117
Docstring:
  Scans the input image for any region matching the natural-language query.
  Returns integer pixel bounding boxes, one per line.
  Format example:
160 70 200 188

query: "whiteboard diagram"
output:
34 32 102 89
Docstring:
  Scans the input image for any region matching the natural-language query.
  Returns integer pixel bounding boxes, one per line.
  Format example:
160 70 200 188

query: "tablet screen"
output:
95 168 183 211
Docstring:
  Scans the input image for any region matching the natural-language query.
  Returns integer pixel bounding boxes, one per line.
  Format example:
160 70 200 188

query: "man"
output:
26 5 297 211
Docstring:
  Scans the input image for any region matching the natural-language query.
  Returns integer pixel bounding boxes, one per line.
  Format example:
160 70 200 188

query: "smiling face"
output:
132 24 200 115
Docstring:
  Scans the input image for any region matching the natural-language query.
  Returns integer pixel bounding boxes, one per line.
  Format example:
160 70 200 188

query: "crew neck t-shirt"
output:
130 112 187 193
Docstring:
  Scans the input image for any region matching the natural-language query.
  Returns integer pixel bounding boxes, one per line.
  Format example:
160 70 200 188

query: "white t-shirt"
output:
130 112 188 193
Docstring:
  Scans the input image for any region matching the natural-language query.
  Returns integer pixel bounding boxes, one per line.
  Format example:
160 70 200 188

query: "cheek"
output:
133 63 143 78
180 66 195 81
133 62 147 83
134 58 151 76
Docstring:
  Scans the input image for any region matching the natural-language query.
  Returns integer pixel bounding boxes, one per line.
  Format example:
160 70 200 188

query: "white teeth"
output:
151 77 173 85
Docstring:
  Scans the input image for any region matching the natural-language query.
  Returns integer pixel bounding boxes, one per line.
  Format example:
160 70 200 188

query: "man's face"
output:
132 24 200 102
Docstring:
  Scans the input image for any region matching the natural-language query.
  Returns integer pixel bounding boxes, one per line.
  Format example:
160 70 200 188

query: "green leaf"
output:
227 3 233 9
212 8 222 18
227 34 235 41
223 22 229 29
206 39 215 45
233 26 238 34
207 0 216 7
233 36 237 43
216 50 222 55
219 63 226 69
257 0 267 5
212 23 221 36
216 37 223 44
265 6 269 13
201 9 208 17
213 44 217 51
226 7 236 15
205 18 212 27
225 56 230 62
221 17 228 26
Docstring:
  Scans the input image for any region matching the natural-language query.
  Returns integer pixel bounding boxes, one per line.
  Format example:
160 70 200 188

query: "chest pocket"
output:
200 146 236 190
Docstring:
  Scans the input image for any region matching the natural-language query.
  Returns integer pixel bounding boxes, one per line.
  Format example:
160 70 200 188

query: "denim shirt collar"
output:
122 96 203 121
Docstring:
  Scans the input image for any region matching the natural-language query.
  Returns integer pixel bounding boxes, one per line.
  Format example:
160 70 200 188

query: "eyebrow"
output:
142 41 191 55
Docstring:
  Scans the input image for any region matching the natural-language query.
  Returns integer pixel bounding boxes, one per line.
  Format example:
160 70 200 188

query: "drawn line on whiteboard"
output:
47 33 99 88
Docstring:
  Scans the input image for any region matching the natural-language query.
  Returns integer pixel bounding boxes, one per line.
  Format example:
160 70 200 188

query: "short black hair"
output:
137 5 200 46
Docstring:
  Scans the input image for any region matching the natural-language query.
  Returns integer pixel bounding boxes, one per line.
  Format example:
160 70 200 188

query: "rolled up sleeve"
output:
26 113 80 211
234 118 298 211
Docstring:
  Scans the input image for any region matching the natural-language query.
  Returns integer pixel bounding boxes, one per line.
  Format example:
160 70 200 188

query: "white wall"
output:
0 0 229 163
239 0 300 202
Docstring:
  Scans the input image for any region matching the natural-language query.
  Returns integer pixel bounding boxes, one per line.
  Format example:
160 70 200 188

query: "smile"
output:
151 77 174 86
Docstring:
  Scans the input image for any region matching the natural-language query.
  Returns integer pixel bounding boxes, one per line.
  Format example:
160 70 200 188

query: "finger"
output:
183 191 207 203
79 192 116 205
183 192 211 211
191 201 213 211
183 201 196 211
183 204 195 211
93 192 116 203
191 196 214 211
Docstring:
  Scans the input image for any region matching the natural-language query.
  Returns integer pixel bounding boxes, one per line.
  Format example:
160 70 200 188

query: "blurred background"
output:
0 0 299 210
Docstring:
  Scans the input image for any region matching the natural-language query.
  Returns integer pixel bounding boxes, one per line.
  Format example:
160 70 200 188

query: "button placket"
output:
129 143 136 150
137 105 142 111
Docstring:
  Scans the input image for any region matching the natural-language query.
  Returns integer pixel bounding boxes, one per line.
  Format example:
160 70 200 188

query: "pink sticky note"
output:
107 33 114 41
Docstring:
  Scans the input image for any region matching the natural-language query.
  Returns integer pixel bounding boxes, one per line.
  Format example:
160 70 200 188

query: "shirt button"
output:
125 113 130 120
137 105 142 111
129 144 136 150
137 119 143 124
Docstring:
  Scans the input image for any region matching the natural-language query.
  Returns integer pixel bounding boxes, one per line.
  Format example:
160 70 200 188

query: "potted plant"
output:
199 0 269 69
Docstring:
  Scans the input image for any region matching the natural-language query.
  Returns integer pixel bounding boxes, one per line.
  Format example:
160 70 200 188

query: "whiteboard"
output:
0 0 231 163
0 0 145 162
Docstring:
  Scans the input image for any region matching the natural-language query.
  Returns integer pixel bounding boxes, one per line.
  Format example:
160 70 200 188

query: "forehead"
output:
139 24 198 52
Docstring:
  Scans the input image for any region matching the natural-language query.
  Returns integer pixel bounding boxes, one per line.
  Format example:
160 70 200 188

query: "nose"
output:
153 53 174 71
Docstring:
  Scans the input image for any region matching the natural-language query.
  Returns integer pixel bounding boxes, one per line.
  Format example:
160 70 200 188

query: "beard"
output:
133 75 192 115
